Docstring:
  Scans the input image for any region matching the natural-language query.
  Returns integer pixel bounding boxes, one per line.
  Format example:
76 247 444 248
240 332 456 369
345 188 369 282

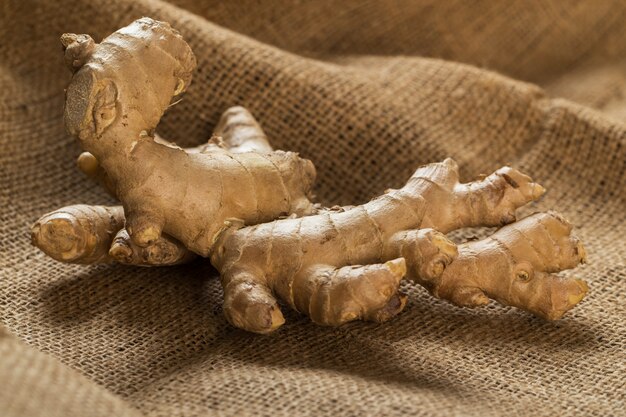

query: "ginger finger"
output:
429 211 588 319
384 228 459 284
211 106 273 153
60 33 95 72
294 259 407 326
31 205 123 264
76 152 117 197
410 158 545 233
77 104 276 198
109 229 195 266
31 205 195 266
221 267 286 334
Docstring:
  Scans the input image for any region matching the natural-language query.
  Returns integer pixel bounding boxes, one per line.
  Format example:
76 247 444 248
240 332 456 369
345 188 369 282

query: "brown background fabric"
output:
1 1 624 416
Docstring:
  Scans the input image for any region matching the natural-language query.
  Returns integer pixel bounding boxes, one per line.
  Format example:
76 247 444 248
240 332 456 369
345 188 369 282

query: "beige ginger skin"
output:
32 18 588 333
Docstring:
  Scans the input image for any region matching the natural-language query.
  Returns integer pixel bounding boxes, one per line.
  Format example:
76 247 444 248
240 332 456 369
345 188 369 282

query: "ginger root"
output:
60 18 315 255
31 18 589 334
33 105 278 266
210 159 586 333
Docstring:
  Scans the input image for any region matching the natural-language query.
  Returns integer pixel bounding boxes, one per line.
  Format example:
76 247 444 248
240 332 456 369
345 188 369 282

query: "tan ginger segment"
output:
60 33 95 72
292 259 408 327
211 162 469 333
210 106 273 153
77 105 276 196
109 229 196 266
414 159 546 233
62 18 316 254
43 106 278 267
384 228 459 286
430 212 588 320
31 205 124 264
132 147 319 254
31 205 195 266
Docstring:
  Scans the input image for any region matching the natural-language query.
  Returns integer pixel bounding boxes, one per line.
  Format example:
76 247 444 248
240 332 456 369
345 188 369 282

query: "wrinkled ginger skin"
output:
62 18 316 256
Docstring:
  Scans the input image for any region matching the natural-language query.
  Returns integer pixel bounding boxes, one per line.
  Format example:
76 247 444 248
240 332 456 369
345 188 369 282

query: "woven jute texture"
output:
1 1 625 416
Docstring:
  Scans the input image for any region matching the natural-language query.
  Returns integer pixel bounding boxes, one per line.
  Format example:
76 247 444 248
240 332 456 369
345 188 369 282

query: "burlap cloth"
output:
1 1 625 416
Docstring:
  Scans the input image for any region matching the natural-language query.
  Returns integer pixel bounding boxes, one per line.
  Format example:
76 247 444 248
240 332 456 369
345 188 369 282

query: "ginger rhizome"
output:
61 18 315 256
33 105 278 266
210 160 586 332
31 18 588 334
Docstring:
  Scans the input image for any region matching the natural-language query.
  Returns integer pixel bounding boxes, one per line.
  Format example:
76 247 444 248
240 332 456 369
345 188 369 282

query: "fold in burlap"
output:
1 1 624 416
